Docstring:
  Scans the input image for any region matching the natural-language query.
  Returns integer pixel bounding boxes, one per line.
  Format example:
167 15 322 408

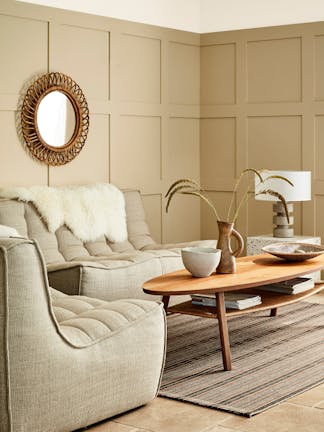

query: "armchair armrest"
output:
47 263 84 295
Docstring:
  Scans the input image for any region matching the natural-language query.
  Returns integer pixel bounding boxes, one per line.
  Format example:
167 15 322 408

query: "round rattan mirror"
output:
21 72 89 166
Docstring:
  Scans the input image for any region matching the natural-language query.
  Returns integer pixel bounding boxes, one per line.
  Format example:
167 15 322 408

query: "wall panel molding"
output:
201 21 324 243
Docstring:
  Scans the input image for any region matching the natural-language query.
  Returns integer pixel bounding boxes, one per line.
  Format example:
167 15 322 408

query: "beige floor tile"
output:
304 290 324 305
115 397 230 432
288 384 324 407
85 420 140 431
202 425 243 432
316 401 324 410
220 403 324 432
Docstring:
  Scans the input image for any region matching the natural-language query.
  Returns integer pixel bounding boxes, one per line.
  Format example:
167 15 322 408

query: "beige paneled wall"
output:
200 22 324 243
0 12 48 186
0 0 200 244
2 0 324 245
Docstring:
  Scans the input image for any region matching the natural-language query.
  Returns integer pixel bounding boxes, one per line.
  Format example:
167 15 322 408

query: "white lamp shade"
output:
255 170 311 202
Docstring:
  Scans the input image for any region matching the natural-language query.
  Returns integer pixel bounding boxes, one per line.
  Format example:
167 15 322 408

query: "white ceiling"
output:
17 0 324 33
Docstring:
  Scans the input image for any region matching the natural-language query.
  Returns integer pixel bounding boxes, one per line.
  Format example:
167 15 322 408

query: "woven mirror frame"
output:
21 72 89 166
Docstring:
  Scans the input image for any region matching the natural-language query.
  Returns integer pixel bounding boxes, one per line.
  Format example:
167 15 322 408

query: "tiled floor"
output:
85 292 324 432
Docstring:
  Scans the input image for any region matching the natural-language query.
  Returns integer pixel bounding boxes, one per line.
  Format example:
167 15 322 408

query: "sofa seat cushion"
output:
47 244 217 301
142 239 217 252
69 250 163 268
51 288 162 348
48 253 182 301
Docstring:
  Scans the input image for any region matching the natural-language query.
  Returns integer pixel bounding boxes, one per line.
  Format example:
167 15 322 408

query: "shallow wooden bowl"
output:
262 242 324 262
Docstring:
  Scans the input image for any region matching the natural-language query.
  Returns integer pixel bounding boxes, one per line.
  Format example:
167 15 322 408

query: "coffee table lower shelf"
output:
167 285 324 318
164 284 323 371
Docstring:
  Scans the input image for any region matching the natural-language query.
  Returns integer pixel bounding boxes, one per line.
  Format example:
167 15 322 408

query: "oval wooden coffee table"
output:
143 253 324 371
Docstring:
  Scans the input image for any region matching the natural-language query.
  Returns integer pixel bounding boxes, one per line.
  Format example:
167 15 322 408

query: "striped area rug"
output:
159 302 324 417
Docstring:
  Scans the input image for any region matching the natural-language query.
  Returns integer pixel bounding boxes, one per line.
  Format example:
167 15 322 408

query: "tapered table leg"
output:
162 295 170 311
270 307 278 317
215 292 232 371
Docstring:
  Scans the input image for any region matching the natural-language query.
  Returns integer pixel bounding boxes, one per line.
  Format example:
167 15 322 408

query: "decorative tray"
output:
262 242 324 262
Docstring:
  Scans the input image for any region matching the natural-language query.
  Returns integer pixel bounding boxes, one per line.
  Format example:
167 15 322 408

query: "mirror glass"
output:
37 91 76 147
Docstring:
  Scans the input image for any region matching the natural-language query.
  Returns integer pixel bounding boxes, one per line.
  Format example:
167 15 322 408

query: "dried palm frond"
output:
165 178 200 198
241 168 264 184
166 184 195 213
227 168 264 221
256 189 290 223
165 169 292 227
263 175 294 186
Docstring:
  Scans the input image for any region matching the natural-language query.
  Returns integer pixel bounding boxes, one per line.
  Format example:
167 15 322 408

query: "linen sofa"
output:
0 187 216 302
0 237 166 432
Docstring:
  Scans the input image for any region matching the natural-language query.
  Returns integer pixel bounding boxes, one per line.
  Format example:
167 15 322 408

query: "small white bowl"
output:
181 247 221 277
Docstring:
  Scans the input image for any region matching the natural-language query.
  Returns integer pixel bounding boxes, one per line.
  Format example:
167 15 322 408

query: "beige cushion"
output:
142 239 217 251
51 288 160 347
48 256 168 301
0 199 28 236
123 190 156 250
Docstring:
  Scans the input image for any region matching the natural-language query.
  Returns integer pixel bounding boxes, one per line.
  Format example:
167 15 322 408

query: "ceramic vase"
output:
216 221 244 274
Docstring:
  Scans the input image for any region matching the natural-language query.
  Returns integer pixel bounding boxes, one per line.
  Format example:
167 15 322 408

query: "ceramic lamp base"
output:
273 202 294 238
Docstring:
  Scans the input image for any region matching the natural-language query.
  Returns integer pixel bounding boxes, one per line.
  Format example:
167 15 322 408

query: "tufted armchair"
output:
0 237 166 432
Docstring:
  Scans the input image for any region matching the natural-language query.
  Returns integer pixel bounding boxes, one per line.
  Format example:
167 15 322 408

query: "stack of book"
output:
191 292 262 310
258 277 314 295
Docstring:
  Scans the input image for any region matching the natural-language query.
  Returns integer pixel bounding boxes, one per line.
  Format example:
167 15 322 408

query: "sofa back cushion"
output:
0 189 156 264
0 199 65 264
123 190 156 250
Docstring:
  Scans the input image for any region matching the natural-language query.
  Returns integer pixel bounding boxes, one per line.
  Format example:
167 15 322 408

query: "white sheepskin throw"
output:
0 184 127 243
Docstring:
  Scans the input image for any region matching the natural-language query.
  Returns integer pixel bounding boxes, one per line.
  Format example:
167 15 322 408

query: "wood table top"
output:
143 253 324 296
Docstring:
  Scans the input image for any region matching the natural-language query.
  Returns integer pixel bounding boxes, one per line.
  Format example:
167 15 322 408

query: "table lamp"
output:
255 170 311 238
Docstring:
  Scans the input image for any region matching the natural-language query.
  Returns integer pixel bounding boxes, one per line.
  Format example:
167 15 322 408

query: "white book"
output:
191 292 262 310
258 277 314 295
